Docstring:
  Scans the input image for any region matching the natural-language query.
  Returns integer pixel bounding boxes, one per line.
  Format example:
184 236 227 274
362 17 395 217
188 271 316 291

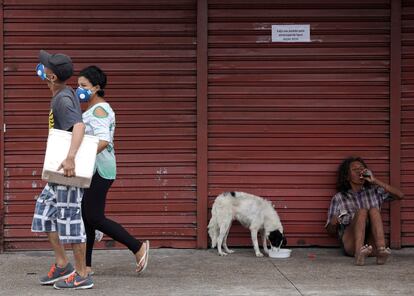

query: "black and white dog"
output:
208 191 287 257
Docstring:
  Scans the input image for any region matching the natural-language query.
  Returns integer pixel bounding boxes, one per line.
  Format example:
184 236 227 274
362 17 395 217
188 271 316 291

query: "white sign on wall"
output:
271 25 310 42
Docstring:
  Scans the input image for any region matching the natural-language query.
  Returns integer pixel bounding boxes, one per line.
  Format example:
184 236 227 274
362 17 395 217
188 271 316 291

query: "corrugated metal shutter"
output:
402 0 414 246
208 0 392 246
3 0 197 250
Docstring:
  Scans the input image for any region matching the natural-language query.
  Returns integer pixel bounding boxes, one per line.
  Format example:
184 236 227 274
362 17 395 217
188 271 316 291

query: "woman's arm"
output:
362 169 404 200
373 177 404 200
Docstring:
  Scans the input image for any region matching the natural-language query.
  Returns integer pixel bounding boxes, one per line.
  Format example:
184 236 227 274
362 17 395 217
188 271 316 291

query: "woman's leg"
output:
368 208 391 264
83 173 143 255
341 209 372 265
81 183 97 269
368 208 385 249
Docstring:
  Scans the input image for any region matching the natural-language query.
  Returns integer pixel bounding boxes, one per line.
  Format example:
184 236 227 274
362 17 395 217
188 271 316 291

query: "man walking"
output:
31 50 93 289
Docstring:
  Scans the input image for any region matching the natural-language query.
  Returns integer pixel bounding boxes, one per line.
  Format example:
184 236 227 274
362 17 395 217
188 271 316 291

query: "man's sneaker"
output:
53 272 94 290
39 263 75 285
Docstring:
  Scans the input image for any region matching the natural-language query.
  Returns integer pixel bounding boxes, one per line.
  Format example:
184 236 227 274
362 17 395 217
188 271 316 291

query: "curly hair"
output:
336 156 369 193
79 65 107 97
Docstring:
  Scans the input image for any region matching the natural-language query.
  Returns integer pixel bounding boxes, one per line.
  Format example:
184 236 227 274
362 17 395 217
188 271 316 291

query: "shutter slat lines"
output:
402 0 414 246
3 1 409 251
208 0 391 246
3 0 197 250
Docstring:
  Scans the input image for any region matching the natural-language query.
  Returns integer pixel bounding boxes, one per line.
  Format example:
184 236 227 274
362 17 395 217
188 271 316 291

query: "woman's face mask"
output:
76 86 93 103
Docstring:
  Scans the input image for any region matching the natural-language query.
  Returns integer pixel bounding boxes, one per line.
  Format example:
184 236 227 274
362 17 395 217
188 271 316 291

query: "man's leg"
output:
32 184 65 266
53 186 93 289
47 232 69 268
32 185 75 285
54 242 93 290
36 232 74 285
72 243 87 278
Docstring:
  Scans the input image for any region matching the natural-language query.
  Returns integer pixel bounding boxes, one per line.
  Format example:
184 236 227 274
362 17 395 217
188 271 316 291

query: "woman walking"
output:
77 66 149 275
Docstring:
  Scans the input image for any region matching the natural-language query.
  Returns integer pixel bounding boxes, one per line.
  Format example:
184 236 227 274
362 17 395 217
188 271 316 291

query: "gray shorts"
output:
31 184 86 244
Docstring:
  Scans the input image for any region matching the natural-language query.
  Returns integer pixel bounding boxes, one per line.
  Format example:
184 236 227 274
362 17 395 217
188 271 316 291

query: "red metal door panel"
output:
2 0 197 250
401 0 414 246
208 0 392 247
1 0 406 251
0 0 5 253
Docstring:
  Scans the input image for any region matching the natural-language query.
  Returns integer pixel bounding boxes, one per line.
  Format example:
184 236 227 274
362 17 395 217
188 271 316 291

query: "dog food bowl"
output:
269 248 292 259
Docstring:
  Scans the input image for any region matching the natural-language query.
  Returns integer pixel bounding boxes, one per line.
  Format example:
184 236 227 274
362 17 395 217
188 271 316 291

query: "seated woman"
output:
325 157 404 265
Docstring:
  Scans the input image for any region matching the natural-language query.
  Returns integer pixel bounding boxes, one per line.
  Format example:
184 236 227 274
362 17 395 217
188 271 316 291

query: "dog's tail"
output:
208 192 234 248
208 212 219 248
208 193 226 248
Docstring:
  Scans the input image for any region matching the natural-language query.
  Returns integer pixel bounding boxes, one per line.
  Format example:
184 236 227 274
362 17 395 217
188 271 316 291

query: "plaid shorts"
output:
31 184 86 244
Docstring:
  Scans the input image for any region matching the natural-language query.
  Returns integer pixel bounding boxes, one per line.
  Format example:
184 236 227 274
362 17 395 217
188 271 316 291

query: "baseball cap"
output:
39 50 73 82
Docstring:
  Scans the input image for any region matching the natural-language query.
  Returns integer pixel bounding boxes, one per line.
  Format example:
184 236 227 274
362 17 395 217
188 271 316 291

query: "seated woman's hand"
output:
326 216 339 234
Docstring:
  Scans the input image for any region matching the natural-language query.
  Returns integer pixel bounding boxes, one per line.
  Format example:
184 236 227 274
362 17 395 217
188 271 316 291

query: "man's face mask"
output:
36 63 55 83
76 86 93 103
36 63 47 80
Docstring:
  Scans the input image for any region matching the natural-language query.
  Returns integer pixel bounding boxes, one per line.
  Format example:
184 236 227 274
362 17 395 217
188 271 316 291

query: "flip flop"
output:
136 240 150 274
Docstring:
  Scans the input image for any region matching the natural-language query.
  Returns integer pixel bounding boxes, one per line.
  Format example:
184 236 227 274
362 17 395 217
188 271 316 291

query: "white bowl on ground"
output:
268 248 292 259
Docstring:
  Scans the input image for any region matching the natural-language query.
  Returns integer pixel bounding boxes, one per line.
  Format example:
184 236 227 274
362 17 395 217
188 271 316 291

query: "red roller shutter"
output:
3 0 197 250
402 0 414 246
0 1 4 252
208 0 392 246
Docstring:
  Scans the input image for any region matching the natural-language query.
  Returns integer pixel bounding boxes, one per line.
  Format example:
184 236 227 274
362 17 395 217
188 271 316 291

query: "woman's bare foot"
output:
135 242 147 263
376 247 391 265
86 266 94 276
355 244 373 266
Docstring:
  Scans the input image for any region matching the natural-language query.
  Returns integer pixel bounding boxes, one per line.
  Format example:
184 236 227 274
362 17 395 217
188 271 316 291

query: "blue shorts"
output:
31 184 86 244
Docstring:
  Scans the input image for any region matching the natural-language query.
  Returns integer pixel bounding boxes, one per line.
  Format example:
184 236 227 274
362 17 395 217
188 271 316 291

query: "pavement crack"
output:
270 261 304 296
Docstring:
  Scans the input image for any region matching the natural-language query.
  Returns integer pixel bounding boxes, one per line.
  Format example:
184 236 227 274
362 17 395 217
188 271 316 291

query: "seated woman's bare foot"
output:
355 244 373 266
376 247 391 265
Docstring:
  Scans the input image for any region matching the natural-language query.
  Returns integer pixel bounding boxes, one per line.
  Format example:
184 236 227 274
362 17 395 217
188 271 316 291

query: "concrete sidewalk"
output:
0 248 413 296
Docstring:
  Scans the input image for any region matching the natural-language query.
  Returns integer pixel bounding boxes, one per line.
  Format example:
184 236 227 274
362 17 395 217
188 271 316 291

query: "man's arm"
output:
57 122 85 177
97 140 109 154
